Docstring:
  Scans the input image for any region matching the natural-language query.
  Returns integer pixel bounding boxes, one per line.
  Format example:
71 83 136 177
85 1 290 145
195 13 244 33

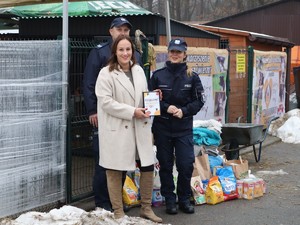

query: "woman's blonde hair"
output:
187 66 194 77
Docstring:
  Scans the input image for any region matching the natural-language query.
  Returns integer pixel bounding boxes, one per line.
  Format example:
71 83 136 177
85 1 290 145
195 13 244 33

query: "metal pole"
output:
285 47 291 110
165 0 172 43
62 1 68 110
247 46 254 123
62 0 69 202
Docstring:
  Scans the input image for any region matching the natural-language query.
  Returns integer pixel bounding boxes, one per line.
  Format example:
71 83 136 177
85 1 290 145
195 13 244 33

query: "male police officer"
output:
83 17 142 211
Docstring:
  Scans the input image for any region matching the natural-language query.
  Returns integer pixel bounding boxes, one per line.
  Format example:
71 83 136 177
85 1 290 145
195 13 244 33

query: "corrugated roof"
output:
205 0 291 26
0 0 153 19
192 24 294 48
202 0 300 46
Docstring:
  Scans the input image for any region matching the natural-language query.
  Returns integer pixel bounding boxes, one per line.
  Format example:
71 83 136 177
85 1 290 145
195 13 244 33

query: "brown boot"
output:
106 170 125 219
140 171 163 223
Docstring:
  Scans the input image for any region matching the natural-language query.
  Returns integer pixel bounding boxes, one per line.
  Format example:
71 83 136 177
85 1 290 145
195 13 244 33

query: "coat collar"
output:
114 63 136 100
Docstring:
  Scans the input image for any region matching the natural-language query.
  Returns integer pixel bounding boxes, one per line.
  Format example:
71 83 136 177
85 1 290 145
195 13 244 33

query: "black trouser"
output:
92 129 111 208
154 133 194 205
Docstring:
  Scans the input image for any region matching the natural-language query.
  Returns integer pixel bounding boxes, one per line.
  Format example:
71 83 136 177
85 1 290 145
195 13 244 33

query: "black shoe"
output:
123 205 131 212
96 204 113 212
179 202 194 214
166 203 178 215
103 205 113 212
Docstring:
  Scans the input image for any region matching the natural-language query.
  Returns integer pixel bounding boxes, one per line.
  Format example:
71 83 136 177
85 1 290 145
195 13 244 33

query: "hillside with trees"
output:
130 0 279 22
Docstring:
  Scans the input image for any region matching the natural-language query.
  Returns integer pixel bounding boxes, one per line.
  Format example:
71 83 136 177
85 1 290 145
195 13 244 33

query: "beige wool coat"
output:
95 64 154 171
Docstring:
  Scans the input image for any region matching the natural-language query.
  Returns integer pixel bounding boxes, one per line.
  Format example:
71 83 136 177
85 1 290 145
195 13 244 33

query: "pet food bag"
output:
205 176 224 205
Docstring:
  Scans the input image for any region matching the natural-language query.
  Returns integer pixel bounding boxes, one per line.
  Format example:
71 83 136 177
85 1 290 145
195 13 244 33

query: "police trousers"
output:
154 133 194 205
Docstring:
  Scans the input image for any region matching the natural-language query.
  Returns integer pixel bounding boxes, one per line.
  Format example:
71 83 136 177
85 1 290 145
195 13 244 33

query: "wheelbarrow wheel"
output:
224 139 240 160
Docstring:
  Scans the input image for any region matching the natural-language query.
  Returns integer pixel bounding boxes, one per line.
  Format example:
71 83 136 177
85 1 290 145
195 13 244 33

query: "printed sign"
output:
252 50 286 125
236 53 246 73
153 46 229 123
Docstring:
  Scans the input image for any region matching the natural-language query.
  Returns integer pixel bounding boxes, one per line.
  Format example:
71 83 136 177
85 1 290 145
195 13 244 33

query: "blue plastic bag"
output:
208 155 223 173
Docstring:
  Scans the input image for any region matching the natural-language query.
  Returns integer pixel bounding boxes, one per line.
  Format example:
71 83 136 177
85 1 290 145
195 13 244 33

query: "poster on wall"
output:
153 46 229 123
252 50 286 125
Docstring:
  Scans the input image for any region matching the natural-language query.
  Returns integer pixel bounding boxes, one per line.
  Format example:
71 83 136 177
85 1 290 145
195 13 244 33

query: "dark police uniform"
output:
82 38 142 209
149 61 205 209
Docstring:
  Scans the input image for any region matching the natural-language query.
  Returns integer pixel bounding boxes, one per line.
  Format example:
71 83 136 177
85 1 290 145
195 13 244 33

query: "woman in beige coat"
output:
95 35 162 223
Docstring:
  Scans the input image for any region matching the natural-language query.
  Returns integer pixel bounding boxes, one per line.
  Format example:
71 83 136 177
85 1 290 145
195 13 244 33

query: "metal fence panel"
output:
0 40 65 218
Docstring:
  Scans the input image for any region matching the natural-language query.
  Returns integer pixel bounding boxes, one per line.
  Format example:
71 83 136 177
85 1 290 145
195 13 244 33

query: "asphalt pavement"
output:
73 135 300 225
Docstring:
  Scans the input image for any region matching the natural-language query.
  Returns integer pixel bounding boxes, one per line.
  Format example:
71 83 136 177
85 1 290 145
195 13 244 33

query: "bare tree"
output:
129 0 279 22
182 0 198 21
146 0 154 12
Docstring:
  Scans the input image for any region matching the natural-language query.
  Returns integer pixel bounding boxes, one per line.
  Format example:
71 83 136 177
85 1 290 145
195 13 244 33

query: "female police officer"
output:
149 38 205 215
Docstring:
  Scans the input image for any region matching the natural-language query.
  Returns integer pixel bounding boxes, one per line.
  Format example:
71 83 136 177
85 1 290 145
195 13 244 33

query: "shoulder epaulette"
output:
152 67 166 75
96 42 109 49
192 70 199 76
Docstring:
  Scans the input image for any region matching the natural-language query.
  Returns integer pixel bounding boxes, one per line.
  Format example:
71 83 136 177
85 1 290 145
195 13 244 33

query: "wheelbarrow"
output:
219 116 279 162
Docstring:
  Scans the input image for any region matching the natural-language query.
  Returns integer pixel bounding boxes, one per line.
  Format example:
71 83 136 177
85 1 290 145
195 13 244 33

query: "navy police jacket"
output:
149 61 205 137
83 38 142 116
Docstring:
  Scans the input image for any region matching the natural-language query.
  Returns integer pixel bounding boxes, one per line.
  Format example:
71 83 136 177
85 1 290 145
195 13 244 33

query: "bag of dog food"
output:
205 176 224 205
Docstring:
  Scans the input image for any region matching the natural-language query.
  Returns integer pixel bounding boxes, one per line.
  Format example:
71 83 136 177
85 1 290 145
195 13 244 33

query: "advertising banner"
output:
153 46 229 123
252 50 287 125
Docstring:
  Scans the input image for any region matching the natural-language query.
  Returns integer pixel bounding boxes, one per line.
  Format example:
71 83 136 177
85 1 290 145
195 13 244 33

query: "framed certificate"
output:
143 91 161 116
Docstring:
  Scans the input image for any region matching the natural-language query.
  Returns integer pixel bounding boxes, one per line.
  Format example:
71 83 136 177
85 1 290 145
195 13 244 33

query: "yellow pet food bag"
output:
122 175 140 206
205 176 224 205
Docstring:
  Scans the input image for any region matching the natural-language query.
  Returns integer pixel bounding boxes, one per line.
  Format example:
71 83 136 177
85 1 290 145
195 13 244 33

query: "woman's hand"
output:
173 108 183 119
134 108 151 119
167 105 183 118
167 105 179 114
153 89 163 100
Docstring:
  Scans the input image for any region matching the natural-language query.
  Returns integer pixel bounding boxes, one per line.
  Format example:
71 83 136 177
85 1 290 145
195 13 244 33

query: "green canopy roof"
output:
0 0 153 18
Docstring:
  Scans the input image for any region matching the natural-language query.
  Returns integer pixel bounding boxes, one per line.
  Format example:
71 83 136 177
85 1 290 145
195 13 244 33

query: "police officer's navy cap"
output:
168 38 187 52
110 17 132 29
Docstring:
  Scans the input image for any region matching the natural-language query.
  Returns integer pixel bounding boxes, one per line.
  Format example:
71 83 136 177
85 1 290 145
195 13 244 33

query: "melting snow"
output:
269 108 300 144
0 206 169 225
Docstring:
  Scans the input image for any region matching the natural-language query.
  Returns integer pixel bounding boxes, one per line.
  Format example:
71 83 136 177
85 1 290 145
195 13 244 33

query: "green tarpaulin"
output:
0 0 152 18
